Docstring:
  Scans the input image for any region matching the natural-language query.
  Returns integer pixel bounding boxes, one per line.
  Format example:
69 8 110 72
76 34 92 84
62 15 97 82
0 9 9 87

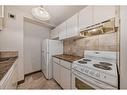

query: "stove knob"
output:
96 73 100 78
85 69 89 73
73 65 77 68
104 75 107 79
81 68 84 71
89 71 94 75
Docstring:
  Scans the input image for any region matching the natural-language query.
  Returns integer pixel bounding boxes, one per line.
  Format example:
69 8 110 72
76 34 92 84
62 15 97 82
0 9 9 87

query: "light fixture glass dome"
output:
32 6 50 21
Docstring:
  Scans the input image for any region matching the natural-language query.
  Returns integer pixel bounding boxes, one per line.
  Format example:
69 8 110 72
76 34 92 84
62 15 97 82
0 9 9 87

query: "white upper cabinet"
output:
0 5 4 17
93 6 116 24
66 13 78 38
59 22 67 40
79 6 93 30
52 6 116 40
0 5 4 31
50 27 59 39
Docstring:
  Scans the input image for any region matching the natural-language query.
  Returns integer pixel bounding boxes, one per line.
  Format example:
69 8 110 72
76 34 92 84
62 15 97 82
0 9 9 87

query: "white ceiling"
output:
7 5 86 27
44 5 85 26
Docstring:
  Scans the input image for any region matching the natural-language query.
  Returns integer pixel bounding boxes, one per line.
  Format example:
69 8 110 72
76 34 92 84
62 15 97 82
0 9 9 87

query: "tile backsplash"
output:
63 32 119 57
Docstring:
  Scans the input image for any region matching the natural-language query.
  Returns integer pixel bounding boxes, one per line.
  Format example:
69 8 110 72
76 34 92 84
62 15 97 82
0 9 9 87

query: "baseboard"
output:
25 70 42 77
17 79 25 85
17 70 42 85
53 79 63 89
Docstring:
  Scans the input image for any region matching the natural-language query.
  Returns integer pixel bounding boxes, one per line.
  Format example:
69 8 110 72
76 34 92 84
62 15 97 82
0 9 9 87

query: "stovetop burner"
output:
83 59 91 61
93 64 112 70
99 62 112 66
78 60 87 64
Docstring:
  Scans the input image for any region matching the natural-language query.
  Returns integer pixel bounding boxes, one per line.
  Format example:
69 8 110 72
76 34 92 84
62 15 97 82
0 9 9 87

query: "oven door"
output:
72 72 96 89
71 69 117 89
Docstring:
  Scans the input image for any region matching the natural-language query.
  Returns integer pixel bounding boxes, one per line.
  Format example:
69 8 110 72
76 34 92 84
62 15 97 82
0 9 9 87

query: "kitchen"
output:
0 5 126 90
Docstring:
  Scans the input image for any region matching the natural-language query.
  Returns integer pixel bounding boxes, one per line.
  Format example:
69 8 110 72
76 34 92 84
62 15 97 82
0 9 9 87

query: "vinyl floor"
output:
18 72 62 89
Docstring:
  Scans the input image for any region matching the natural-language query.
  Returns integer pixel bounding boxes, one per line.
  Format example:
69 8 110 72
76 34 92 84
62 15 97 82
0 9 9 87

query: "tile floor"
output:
18 72 62 89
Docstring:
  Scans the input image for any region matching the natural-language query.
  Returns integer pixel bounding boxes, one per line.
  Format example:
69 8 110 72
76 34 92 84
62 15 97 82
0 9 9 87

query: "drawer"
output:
60 60 71 69
52 57 60 64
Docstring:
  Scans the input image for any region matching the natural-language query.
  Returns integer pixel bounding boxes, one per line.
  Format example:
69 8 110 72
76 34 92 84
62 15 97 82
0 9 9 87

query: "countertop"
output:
53 54 83 63
0 56 18 81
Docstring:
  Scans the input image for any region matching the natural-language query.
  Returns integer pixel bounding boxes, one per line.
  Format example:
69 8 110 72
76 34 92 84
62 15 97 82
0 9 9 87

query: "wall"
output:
0 6 24 81
64 32 119 57
120 6 127 89
0 6 51 81
24 20 50 74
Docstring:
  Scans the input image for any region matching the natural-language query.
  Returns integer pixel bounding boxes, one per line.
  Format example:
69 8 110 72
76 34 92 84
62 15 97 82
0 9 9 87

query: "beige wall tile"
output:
63 32 118 57
84 36 99 50
99 32 117 51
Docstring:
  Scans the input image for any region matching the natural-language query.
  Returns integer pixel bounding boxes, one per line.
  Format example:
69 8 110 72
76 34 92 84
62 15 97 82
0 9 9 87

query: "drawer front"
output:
60 60 71 69
52 57 60 64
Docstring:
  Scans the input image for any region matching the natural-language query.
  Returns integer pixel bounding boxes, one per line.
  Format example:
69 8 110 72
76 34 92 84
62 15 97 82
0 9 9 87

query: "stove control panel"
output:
72 63 117 87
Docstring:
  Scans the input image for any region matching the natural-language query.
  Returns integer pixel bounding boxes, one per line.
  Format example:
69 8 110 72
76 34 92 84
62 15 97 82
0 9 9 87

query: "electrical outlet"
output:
8 13 16 19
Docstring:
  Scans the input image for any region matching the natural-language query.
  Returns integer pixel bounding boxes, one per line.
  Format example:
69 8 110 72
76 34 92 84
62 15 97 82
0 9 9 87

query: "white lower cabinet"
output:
5 64 18 89
0 59 18 89
53 62 61 84
53 57 71 89
60 66 71 89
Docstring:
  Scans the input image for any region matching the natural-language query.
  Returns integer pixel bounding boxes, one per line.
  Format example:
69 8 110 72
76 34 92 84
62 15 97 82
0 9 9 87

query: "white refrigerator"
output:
41 39 63 79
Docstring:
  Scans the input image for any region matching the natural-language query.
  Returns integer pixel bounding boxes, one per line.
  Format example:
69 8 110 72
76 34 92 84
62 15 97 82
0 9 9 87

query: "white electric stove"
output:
72 50 118 89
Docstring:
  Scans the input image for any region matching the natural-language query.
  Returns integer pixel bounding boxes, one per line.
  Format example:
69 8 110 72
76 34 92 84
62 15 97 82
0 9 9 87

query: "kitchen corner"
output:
0 5 126 90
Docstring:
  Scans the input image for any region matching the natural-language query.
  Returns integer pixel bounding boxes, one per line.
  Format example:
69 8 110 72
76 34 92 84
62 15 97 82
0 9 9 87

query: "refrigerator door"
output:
43 51 49 79
47 40 63 79
41 39 63 79
42 39 49 79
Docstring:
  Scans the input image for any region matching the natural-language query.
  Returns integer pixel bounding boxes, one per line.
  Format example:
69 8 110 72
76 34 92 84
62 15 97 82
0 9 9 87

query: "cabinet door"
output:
50 29 55 39
93 6 115 24
0 5 4 30
0 6 3 17
79 6 93 30
0 18 3 30
53 62 60 84
66 14 78 38
59 22 67 40
5 65 18 89
60 66 71 89
0 5 4 17
50 27 59 39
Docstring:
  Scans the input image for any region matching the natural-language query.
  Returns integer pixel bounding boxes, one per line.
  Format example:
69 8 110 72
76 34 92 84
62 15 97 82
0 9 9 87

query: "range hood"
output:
80 18 117 37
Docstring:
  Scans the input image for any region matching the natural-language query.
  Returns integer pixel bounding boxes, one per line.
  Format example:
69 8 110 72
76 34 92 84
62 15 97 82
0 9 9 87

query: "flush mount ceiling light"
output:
32 6 50 21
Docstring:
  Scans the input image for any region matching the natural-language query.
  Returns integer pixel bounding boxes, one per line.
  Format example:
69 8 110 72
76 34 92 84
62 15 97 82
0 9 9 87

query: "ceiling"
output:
44 5 85 26
6 5 86 27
